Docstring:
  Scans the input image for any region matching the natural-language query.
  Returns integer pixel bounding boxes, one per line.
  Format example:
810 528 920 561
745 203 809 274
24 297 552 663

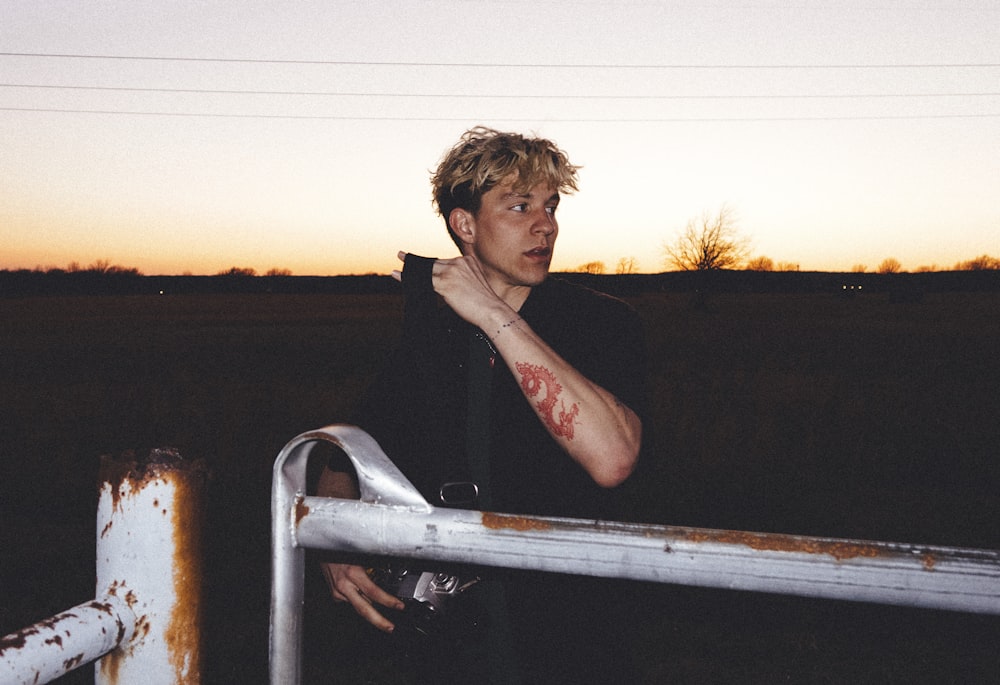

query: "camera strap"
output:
466 330 495 509
467 329 522 684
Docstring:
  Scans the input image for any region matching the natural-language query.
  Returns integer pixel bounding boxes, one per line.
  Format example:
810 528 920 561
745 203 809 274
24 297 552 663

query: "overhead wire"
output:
2 83 999 100
2 51 999 69
2 52 998 122
3 107 997 122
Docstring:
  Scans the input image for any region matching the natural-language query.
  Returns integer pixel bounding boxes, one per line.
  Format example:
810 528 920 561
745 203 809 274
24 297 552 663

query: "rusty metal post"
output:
95 448 207 684
0 448 206 684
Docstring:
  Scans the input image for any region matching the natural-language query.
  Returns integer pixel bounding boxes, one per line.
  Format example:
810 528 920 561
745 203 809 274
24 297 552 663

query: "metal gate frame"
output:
270 424 1000 683
1 449 206 685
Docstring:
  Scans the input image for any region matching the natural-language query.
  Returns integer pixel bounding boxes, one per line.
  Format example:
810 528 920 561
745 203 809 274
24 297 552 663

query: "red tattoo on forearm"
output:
515 362 580 440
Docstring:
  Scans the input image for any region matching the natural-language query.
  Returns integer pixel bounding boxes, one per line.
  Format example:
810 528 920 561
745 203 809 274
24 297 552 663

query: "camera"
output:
369 563 482 636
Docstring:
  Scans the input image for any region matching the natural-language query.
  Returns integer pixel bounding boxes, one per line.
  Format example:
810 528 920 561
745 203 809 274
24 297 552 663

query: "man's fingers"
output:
351 572 405 611
344 585 397 633
322 562 405 633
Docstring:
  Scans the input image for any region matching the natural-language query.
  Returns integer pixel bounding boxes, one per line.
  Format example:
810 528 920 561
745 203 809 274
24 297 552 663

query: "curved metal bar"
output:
269 425 432 684
279 424 430 511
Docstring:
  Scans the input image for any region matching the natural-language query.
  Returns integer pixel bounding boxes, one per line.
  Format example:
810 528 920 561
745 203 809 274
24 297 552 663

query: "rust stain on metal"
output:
103 582 137 610
98 448 209 513
681 530 884 561
482 512 552 532
0 625 37 651
0 610 84 653
100 644 124 683
295 498 310 526
94 590 128 683
62 652 85 671
165 461 207 683
87 599 113 612
87 599 128 647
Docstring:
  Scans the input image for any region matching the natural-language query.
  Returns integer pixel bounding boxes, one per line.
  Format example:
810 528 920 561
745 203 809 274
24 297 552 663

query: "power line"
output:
3 106 998 122
3 83 999 99
2 52 998 69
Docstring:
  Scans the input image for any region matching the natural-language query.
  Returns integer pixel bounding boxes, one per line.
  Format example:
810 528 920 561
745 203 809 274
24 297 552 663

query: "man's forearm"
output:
487 313 642 488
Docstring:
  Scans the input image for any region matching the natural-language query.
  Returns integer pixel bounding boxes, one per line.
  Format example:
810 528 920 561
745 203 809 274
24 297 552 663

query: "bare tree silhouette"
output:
664 205 750 271
575 261 606 275
746 256 774 271
615 257 639 275
218 267 257 277
877 258 903 274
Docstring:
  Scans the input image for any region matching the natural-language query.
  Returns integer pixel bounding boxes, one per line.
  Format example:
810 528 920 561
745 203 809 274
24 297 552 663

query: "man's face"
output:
460 178 560 295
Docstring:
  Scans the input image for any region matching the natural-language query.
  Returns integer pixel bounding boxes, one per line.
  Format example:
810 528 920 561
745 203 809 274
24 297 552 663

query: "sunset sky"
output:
2 1 998 276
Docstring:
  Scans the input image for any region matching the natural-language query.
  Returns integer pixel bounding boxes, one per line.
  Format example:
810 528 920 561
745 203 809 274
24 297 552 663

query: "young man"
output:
318 127 649 683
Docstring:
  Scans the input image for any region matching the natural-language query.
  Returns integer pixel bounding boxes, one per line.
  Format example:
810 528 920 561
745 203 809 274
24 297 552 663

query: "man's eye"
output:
512 203 528 212
546 205 557 215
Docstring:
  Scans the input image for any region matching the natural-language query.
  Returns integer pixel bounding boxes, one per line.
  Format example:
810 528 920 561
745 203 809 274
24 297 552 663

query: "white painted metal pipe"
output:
1 448 206 685
0 594 134 685
296 496 1000 615
270 425 1000 683
95 448 206 684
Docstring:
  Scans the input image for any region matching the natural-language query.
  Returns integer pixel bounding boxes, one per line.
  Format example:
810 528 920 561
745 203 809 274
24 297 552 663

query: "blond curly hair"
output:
431 127 580 249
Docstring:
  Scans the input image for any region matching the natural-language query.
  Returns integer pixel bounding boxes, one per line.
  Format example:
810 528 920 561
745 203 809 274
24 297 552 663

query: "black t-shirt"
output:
331 261 650 683
347 269 649 521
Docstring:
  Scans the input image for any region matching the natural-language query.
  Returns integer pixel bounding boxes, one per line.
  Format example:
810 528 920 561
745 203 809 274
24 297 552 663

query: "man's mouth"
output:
525 246 551 258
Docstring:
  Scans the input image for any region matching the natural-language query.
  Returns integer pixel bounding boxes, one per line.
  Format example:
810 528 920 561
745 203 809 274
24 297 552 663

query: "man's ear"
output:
449 208 476 248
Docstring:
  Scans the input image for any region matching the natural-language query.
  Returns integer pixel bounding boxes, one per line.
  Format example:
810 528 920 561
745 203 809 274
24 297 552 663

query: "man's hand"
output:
316 467 404 632
320 561 405 633
392 251 512 330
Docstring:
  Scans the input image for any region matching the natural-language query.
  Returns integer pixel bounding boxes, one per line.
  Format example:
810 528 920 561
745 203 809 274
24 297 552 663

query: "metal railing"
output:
0 449 206 685
270 424 1000 684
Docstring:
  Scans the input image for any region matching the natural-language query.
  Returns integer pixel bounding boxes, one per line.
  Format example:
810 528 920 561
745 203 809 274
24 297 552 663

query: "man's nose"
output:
531 209 556 234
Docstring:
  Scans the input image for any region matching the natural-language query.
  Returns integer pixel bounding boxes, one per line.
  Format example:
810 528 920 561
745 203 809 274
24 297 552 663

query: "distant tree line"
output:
216 266 294 277
4 266 999 299
658 205 999 275
10 261 300 278
45 259 144 276
4 245 1000 298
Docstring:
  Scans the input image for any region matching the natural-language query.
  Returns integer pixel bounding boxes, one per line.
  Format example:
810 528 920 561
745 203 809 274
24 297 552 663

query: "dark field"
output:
1 290 998 683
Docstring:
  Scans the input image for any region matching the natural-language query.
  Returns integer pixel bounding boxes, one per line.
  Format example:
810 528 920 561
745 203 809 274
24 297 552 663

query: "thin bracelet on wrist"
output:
493 316 521 340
